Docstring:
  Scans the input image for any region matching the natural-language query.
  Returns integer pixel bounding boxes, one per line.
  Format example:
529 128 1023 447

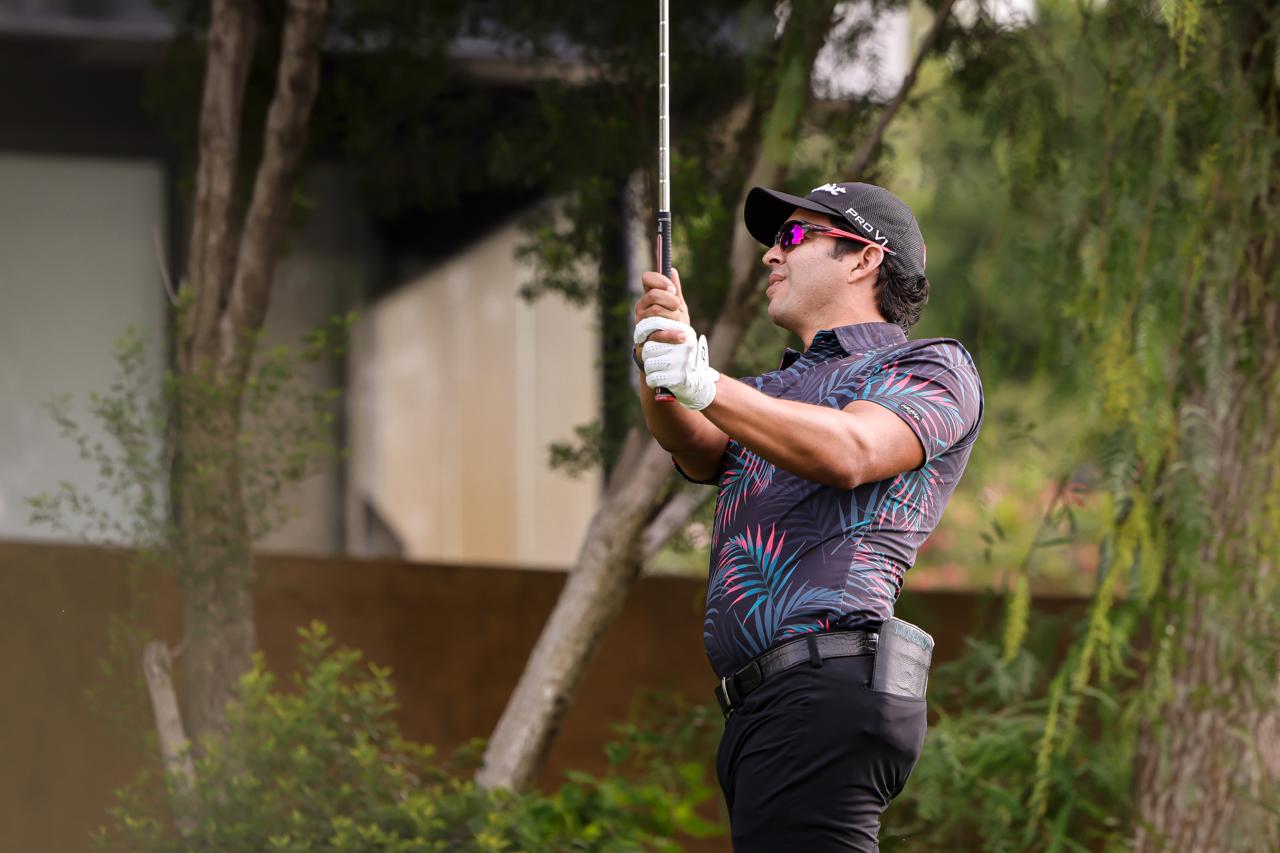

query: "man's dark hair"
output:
830 241 930 334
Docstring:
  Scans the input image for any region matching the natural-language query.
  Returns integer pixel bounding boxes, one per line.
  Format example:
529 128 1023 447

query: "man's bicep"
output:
842 400 925 484
850 342 984 467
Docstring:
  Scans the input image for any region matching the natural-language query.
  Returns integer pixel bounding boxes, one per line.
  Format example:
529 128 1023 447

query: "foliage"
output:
894 0 1280 841
28 317 349 549
93 623 725 852
27 319 350 747
548 421 605 479
882 626 1136 852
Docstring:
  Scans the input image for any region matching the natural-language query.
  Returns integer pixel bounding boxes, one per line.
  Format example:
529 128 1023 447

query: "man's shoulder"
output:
872 336 982 382
859 336 985 438
884 335 975 361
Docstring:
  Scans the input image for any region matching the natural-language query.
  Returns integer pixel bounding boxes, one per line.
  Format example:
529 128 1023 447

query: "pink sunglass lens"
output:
782 223 805 248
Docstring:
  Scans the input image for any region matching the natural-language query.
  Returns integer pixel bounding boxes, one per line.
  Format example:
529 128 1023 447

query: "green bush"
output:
882 619 1136 852
93 617 1141 851
93 623 724 852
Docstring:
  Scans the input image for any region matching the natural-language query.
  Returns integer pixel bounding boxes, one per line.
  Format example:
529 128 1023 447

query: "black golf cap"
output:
744 181 927 278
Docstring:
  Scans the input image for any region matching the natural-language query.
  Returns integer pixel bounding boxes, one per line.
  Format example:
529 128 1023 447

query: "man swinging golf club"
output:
633 181 984 850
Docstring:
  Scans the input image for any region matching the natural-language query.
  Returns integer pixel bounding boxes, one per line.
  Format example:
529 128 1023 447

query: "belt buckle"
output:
715 675 734 719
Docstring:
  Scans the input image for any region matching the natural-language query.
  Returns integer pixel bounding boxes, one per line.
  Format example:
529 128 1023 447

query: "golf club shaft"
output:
655 0 676 402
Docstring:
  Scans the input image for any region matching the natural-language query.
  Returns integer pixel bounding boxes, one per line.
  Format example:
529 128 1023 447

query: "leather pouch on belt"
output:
870 617 934 699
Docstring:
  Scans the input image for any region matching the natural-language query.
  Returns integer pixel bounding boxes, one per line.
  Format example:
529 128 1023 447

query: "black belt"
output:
714 630 877 719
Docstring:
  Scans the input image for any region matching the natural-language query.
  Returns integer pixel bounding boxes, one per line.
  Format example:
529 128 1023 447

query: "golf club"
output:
654 0 676 403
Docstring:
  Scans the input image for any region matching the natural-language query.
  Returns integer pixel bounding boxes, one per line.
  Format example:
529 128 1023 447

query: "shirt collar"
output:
778 322 906 369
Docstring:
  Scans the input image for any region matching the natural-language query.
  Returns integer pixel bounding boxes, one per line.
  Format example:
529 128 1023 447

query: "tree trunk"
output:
177 402 258 739
1132 375 1280 848
168 0 329 743
477 0 960 791
1132 411 1280 850
1131 17 1280 847
1133 606 1280 851
474 439 677 789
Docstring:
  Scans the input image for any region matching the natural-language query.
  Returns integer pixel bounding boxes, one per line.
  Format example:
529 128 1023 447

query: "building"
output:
0 0 603 568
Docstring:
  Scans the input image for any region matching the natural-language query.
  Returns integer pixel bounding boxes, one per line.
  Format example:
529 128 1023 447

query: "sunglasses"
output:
773 219 896 255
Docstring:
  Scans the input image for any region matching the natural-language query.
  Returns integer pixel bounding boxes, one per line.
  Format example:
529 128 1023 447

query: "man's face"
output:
761 209 865 335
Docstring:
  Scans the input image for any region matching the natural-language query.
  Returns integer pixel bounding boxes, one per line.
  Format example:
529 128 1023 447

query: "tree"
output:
166 0 328 745
935 1 1280 846
1124 4 1280 845
27 1 333 828
85 0 753 809
478 0 961 791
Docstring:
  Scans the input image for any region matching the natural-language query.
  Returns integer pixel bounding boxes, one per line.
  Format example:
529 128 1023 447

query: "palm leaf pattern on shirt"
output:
815 351 884 408
701 335 982 676
875 461 942 533
713 444 774 536
831 478 886 553
704 524 843 660
841 550 904 620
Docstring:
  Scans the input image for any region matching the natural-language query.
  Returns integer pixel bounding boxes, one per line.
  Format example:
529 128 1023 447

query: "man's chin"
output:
766 302 795 334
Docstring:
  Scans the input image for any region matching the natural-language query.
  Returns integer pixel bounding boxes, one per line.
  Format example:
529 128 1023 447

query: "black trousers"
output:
714 653 927 852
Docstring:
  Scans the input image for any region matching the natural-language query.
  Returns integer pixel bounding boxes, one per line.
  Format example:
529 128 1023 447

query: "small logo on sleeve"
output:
899 402 923 423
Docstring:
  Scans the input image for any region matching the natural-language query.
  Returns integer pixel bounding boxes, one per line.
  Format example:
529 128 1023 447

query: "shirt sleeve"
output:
857 341 984 464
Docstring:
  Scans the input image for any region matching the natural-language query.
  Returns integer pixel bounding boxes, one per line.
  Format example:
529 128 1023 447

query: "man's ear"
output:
848 245 884 281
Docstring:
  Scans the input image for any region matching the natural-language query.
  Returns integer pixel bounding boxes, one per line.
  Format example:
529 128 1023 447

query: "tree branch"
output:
181 0 258 371
475 439 675 790
641 487 712 565
709 0 842 368
724 0 959 354
154 226 178 307
847 0 957 179
142 641 196 836
221 0 329 375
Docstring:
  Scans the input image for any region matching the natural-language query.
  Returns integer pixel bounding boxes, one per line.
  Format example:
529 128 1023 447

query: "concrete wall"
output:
0 152 168 543
0 150 601 566
347 220 602 566
253 167 375 556
0 153 370 556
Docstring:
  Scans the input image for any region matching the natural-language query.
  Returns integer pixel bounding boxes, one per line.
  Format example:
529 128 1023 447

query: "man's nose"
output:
762 243 785 265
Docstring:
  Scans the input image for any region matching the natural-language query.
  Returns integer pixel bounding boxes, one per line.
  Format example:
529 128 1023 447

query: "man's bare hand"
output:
634 267 690 345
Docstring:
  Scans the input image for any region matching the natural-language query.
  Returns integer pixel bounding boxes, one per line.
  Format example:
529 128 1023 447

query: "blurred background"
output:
1 0 1276 850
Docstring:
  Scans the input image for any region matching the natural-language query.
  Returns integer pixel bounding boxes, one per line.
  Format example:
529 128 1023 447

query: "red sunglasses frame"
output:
774 219 896 255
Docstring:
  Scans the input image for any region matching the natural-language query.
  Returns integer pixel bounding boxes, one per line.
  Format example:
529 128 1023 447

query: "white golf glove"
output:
633 317 720 411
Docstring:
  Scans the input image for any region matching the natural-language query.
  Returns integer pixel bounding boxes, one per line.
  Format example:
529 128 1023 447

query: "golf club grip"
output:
654 211 676 403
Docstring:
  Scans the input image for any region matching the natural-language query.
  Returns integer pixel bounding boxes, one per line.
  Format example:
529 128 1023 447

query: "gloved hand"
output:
633 317 720 411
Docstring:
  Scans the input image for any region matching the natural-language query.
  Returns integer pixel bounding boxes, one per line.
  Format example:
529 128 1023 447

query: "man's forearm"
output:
701 377 864 489
637 377 728 478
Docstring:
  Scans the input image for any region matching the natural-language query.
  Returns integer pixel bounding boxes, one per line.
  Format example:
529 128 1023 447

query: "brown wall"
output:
0 541 1079 852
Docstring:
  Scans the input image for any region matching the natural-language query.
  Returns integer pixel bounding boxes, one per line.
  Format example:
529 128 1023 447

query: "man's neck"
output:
797 311 887 350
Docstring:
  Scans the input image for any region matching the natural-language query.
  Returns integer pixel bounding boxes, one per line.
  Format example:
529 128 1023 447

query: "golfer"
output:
633 181 983 850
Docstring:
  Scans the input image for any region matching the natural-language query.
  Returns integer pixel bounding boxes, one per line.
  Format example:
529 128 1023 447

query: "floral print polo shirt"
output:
686 322 984 677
